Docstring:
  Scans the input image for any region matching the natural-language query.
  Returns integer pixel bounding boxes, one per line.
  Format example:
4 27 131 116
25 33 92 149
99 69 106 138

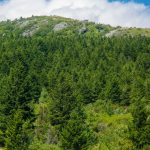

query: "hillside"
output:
1 16 150 38
0 16 149 150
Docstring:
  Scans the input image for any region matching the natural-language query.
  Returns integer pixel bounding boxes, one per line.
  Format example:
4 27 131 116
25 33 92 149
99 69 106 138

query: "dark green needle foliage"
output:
129 98 150 149
49 74 78 131
5 109 33 150
0 16 149 149
61 105 95 150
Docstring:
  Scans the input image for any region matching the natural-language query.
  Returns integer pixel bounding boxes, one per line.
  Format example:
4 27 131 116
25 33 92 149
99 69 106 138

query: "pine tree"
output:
129 97 150 149
61 104 95 150
49 74 77 131
5 109 33 150
0 61 39 148
105 78 121 103
129 77 150 149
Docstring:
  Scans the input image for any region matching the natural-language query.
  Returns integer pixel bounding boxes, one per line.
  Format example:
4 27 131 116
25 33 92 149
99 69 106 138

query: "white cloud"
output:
0 0 150 28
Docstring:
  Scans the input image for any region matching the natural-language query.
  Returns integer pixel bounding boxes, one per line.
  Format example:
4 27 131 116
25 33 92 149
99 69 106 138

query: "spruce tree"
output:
5 109 33 150
49 74 77 131
129 97 150 149
61 104 95 150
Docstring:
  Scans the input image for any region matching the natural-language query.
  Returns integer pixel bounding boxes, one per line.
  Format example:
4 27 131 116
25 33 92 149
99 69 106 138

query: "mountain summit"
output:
1 16 150 38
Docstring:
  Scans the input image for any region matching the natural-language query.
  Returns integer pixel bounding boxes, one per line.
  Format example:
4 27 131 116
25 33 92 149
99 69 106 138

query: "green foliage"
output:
0 16 149 149
29 139 61 150
85 100 134 150
129 98 150 149
61 105 96 150
5 110 33 150
49 75 78 130
34 88 58 144
105 79 122 103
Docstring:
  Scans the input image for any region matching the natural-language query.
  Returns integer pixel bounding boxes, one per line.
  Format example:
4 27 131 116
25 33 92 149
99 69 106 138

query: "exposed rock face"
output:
53 22 68 31
22 25 39 37
79 25 88 34
39 19 49 25
105 28 127 37
18 20 30 28
22 30 34 37
79 27 87 34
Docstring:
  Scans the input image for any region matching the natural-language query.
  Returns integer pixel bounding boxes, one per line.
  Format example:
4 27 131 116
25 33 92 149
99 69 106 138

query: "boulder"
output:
79 26 88 34
53 22 68 31
22 25 39 37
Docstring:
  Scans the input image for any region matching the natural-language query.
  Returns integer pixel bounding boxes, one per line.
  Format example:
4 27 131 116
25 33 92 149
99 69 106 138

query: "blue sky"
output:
110 0 150 5
0 0 150 5
0 0 150 28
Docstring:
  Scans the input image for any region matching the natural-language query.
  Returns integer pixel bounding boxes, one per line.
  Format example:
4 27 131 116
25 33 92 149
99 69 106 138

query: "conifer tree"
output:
129 97 150 149
61 104 95 150
49 74 77 131
129 77 150 149
5 109 32 150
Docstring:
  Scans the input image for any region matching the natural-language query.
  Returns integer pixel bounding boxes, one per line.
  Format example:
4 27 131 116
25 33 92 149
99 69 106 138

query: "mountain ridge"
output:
1 15 150 38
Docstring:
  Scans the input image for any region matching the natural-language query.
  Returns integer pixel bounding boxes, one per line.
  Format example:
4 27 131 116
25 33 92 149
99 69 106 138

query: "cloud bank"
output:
0 0 150 28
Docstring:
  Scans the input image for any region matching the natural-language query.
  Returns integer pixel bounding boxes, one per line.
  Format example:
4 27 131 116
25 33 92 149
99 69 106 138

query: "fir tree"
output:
5 109 33 150
61 104 95 150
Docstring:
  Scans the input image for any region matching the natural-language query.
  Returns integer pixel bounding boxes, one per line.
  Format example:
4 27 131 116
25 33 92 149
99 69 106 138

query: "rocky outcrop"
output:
22 25 39 37
105 28 127 37
79 26 88 34
53 22 68 31
18 20 30 28
79 23 88 34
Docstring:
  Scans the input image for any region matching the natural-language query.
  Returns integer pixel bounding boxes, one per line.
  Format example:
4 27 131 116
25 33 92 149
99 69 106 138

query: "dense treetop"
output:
0 16 149 150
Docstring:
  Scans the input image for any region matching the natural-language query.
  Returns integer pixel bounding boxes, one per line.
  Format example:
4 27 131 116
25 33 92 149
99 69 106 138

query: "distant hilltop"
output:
0 15 150 38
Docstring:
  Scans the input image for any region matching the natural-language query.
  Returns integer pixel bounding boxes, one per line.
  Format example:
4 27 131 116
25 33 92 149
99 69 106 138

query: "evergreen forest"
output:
0 16 149 150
